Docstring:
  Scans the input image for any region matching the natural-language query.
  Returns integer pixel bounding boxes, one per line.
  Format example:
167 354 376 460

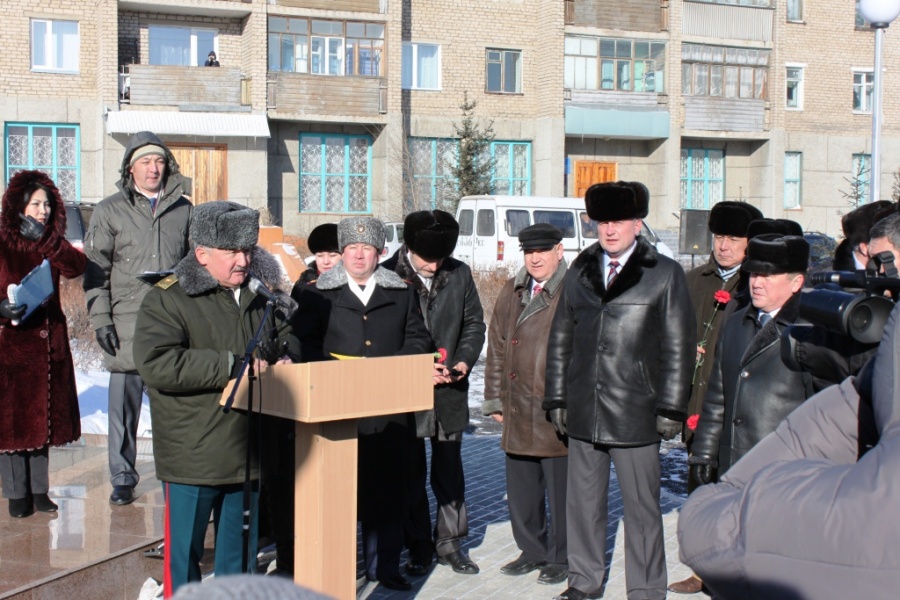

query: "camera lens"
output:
850 305 872 331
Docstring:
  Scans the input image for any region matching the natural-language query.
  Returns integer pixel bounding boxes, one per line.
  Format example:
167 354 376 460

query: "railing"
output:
266 72 385 118
682 1 774 42
120 65 248 107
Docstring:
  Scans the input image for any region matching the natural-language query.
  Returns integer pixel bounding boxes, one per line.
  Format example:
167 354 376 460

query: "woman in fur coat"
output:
0 170 87 518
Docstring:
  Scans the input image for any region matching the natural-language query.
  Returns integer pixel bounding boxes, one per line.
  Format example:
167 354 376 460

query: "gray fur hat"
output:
190 201 259 249
337 216 385 252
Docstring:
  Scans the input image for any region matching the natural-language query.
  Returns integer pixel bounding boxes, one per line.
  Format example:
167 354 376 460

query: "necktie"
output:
759 312 772 328
607 261 620 288
533 284 543 298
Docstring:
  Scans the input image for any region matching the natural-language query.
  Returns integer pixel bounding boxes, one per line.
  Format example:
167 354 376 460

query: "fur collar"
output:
571 237 658 303
390 245 453 308
514 259 568 325
173 245 284 296
0 170 67 254
741 292 802 363
315 261 408 291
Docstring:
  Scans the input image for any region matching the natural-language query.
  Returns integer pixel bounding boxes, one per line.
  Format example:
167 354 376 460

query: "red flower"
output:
434 348 448 363
713 290 732 305
686 414 700 431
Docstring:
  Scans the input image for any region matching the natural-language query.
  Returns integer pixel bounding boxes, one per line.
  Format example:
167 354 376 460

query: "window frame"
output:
148 25 218 67
485 48 522 94
31 18 80 73
786 0 803 22
5 123 81 202
680 148 725 209
298 133 373 214
407 137 457 209
402 42 442 90
785 63 805 110
784 152 802 209
490 141 532 196
564 36 666 93
852 69 874 113
267 17 384 76
681 44 769 100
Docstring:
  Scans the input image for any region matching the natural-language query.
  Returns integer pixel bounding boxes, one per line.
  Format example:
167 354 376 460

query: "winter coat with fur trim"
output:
83 131 192 373
0 170 87 451
382 248 486 437
133 247 297 485
542 238 696 446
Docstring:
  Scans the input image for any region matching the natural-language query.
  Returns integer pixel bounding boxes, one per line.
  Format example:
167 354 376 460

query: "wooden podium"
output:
221 354 434 599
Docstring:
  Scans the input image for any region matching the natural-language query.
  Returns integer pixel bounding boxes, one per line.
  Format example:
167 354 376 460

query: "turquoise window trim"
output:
490 140 532 196
5 122 81 202
298 133 372 213
784 151 802 209
681 148 724 209
409 137 457 209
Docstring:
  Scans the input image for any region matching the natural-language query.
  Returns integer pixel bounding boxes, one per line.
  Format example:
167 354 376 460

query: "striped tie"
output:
607 261 620 288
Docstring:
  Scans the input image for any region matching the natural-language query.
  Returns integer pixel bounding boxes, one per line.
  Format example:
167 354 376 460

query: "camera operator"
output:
868 212 900 276
832 201 894 271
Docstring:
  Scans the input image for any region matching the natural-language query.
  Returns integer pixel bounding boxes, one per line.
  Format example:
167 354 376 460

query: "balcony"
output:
683 1 773 43
270 0 381 11
266 73 387 123
117 0 252 18
683 97 767 132
564 90 670 139
120 65 249 109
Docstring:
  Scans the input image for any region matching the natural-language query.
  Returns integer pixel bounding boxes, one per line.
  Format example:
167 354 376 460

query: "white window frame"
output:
786 0 803 22
486 48 522 94
402 42 442 90
149 25 218 67
785 63 805 110
784 152 802 209
852 68 874 113
310 36 344 75
31 19 80 73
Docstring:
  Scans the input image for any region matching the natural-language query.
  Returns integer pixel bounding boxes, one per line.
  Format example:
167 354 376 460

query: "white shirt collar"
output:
347 273 376 305
602 240 638 271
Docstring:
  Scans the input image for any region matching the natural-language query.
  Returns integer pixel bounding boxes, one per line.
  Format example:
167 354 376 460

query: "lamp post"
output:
860 0 900 203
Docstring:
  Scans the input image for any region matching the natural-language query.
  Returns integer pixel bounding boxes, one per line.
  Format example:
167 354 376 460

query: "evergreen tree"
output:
448 92 496 213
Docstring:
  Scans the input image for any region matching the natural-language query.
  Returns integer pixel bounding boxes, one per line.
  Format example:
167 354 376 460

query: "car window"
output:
535 210 576 238
65 205 85 241
396 225 404 243
458 210 474 236
578 211 598 239
476 209 495 236
385 224 395 243
506 210 530 236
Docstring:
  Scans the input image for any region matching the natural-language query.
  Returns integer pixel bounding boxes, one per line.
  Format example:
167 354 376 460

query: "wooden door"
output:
167 143 228 205
574 161 617 198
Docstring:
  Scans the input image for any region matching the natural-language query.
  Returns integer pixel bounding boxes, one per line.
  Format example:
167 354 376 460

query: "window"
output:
682 44 769 99
31 19 79 73
689 0 770 6
299 134 371 213
408 138 457 209
486 49 522 93
853 70 874 112
535 210 577 238
491 141 531 195
268 18 383 76
5 123 80 202
786 65 804 109
564 36 666 92
458 209 474 236
680 148 724 209
787 0 803 21
784 152 802 209
852 153 871 202
856 0 868 28
476 209 496 236
149 26 216 67
402 43 441 90
506 210 530 236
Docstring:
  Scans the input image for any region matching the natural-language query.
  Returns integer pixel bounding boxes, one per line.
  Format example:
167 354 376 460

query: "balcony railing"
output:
683 1 773 42
267 72 386 119
120 65 249 108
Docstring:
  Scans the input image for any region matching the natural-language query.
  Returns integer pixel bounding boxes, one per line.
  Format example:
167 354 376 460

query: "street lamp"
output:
860 0 900 203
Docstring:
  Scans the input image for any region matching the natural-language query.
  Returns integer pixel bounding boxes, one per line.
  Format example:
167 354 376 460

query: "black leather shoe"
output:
8 497 33 518
109 485 135 506
33 493 58 513
405 557 432 576
437 549 480 574
500 553 546 575
553 586 602 600
538 564 569 585
373 574 412 591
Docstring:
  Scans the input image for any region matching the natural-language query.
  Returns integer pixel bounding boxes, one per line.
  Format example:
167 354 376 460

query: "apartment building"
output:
2 0 898 240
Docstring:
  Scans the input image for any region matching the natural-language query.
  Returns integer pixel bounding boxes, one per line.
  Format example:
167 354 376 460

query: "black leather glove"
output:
19 214 45 241
258 340 288 365
95 325 120 356
549 408 567 437
0 298 27 321
656 415 681 441
691 463 715 486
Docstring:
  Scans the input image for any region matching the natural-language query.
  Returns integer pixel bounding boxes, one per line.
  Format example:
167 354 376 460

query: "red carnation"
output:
713 290 732 305
434 348 448 363
686 414 700 431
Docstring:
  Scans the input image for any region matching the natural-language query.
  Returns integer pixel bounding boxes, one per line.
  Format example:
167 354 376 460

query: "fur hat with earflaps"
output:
584 181 650 222
746 218 803 239
744 234 810 274
404 210 460 260
190 201 259 250
307 223 340 254
842 201 895 246
338 217 386 252
708 202 764 237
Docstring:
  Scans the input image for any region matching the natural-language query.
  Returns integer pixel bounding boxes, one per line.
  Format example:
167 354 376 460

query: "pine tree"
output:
448 92 496 213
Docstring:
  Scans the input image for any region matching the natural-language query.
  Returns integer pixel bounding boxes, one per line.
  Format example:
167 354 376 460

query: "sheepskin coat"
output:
0 170 87 451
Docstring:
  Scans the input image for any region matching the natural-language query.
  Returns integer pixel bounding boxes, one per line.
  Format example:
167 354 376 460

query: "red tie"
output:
533 284 543 297
607 261 620 288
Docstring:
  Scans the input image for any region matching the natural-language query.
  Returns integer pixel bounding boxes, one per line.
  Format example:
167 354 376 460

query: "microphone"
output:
248 278 298 319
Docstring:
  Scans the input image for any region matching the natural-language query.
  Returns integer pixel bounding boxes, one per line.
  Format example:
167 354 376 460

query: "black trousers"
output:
506 453 568 566
0 446 49 499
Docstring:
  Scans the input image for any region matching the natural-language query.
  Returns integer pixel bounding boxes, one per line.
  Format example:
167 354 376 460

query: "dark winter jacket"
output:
690 293 815 474
134 248 296 485
84 131 192 372
543 238 696 446
290 262 431 523
484 261 568 458
679 302 900 599
683 255 747 443
382 248 485 437
0 171 87 451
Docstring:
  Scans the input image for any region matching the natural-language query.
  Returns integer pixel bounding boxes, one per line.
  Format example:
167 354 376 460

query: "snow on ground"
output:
76 369 152 437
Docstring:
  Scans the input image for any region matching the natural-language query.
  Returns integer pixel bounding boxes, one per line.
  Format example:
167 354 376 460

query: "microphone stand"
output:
223 298 275 574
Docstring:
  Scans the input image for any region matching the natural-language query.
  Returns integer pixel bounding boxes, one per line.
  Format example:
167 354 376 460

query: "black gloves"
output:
19 214 45 242
95 325 120 356
656 415 681 441
0 298 27 321
691 463 715 486
549 408 567 437
258 340 288 365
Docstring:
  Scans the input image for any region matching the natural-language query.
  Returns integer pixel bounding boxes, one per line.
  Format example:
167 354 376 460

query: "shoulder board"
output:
155 274 179 290
307 279 317 285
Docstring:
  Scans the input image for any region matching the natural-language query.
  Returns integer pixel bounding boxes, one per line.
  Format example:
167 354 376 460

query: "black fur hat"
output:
190 201 259 249
746 218 803 239
404 210 460 260
307 223 339 254
744 234 809 274
842 201 895 246
708 201 763 237
584 181 650 222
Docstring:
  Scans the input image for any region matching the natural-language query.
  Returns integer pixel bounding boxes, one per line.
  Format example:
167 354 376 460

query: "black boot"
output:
33 493 58 513
9 497 33 518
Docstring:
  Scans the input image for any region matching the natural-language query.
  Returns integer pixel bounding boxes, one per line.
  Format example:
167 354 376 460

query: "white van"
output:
454 195 673 271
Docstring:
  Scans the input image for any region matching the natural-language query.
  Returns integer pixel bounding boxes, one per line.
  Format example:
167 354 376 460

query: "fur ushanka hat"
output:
743 234 810 274
404 210 460 260
190 201 259 249
746 218 804 239
842 201 895 246
338 216 385 252
584 181 650 222
707 201 764 237
307 223 340 254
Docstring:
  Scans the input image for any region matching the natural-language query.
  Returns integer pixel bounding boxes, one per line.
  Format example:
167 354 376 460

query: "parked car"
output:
381 221 404 262
64 202 88 251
